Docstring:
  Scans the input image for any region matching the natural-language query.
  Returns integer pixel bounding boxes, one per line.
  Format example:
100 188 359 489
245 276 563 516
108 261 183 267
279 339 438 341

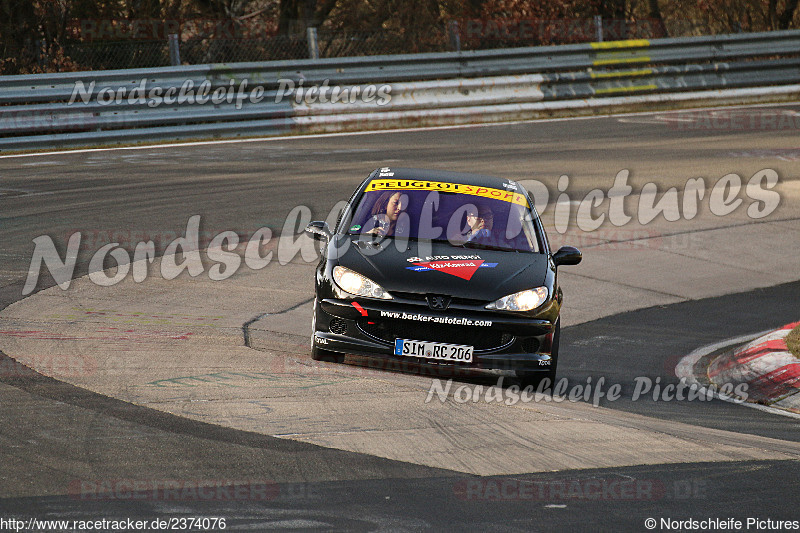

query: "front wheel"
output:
311 344 345 363
515 319 560 389
515 366 557 390
310 297 345 363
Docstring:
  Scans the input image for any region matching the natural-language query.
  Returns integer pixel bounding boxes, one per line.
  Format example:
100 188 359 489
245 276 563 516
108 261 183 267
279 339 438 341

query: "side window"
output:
334 187 365 233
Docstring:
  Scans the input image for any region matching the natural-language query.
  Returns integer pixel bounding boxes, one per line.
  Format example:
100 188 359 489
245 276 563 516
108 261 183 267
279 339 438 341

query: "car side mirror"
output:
305 221 332 241
552 246 582 267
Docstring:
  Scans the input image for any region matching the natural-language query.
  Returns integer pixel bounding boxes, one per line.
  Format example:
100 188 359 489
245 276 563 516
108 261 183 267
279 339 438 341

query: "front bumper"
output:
313 298 556 371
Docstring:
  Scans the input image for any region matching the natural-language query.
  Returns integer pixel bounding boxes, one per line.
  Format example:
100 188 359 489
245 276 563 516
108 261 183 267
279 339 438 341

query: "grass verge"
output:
787 325 800 359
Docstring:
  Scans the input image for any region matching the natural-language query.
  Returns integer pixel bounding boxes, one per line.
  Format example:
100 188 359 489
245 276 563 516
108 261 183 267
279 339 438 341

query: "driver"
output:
366 191 407 236
463 203 493 242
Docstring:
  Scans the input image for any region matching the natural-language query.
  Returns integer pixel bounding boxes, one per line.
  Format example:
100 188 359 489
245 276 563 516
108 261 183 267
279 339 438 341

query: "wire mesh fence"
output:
179 35 308 64
63 40 170 70
317 28 451 57
0 19 728 74
9 29 452 73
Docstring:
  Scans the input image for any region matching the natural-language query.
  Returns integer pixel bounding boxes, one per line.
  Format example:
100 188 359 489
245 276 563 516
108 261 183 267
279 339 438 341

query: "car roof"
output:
367 167 521 190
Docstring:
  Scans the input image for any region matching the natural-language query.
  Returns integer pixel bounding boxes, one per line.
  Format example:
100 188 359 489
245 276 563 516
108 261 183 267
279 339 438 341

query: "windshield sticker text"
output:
365 179 529 207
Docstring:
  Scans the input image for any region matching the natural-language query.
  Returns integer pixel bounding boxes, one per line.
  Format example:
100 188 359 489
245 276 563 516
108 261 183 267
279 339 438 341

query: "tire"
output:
515 319 560 389
515 366 557 390
311 344 345 363
310 297 345 364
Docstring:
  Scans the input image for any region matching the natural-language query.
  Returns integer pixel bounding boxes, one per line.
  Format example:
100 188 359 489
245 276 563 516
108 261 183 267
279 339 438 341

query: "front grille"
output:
388 291 427 302
391 291 486 307
329 318 348 335
358 320 513 351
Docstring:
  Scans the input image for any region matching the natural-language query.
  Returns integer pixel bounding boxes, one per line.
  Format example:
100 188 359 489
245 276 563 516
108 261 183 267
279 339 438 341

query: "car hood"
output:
332 238 549 301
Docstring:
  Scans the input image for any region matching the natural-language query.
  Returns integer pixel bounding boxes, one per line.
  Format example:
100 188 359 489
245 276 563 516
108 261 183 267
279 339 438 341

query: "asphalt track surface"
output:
1 106 800 531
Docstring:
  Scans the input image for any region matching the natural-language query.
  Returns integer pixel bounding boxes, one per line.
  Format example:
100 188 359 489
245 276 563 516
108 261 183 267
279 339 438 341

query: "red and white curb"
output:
708 322 800 413
676 323 800 419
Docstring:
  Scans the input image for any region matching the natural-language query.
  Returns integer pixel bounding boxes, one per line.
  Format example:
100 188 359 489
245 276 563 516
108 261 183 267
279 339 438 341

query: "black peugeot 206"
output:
305 167 582 384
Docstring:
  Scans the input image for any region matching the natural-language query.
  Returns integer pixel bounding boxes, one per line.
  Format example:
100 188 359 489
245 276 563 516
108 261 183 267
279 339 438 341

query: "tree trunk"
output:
647 0 668 37
779 0 800 29
278 0 300 35
599 0 627 40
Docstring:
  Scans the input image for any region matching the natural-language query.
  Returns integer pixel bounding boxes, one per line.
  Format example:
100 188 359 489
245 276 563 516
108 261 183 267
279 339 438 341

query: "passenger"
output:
463 204 494 242
366 191 407 236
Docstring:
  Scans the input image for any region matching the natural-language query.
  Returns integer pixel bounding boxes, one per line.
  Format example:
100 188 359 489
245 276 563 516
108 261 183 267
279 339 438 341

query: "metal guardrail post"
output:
168 34 181 66
307 27 320 60
594 16 603 42
449 21 461 52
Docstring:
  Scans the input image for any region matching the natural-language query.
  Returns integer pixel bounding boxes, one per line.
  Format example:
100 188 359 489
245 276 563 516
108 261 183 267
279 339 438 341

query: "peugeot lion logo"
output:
427 295 450 310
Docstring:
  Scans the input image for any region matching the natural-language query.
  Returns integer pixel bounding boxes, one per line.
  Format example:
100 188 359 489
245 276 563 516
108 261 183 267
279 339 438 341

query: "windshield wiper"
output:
460 242 518 252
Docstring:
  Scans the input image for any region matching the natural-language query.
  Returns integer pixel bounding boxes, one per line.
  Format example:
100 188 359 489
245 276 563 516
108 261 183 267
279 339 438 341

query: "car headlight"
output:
333 266 392 299
486 287 548 311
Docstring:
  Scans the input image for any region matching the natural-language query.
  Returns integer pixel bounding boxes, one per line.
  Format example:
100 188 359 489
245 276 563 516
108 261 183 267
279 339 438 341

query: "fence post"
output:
307 27 319 59
594 15 604 42
168 33 181 66
449 20 461 52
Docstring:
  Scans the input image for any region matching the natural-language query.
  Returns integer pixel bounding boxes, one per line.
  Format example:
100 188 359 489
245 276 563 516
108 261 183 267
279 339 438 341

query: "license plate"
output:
394 338 473 363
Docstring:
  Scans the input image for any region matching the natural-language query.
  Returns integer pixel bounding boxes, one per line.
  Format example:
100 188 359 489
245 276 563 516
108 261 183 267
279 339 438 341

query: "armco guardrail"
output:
1 29 799 151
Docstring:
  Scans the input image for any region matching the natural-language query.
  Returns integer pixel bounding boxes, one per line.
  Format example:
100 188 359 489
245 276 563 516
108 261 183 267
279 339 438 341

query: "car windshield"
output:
344 180 542 253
